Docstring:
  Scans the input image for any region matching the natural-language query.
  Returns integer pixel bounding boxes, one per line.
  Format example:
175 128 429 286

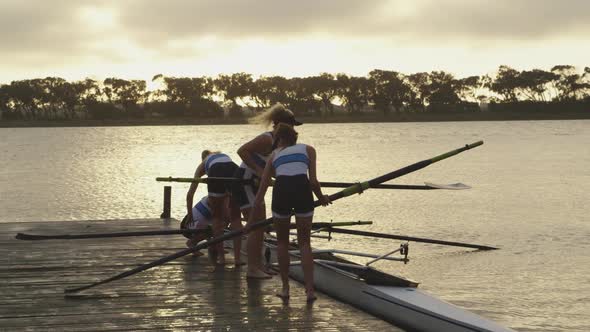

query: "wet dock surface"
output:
0 218 401 331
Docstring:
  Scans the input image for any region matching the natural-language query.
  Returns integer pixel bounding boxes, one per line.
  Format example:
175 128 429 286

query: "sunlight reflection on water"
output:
1 120 589 331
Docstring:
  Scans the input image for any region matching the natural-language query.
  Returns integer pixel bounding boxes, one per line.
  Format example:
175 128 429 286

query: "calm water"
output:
1 121 589 331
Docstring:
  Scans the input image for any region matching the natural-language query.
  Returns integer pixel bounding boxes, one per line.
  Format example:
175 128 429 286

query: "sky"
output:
1 0 589 84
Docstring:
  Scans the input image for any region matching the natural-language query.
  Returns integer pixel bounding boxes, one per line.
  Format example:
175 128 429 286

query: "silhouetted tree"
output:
335 74 369 113
306 73 339 115
407 72 431 111
368 70 412 114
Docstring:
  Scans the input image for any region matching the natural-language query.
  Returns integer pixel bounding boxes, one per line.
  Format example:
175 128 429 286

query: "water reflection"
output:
2 121 590 330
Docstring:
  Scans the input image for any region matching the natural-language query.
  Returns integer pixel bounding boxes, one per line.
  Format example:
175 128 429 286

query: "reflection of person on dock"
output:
251 123 331 303
234 104 303 279
186 150 243 266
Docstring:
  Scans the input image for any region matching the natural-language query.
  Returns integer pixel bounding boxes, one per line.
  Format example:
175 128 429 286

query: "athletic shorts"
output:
231 167 260 210
271 174 314 218
207 161 239 197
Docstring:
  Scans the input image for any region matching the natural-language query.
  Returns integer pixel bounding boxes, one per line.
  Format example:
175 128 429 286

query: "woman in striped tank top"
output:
252 124 331 302
233 103 302 279
186 150 241 265
180 195 215 256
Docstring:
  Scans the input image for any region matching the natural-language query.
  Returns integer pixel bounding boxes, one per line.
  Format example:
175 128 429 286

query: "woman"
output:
186 150 242 266
252 123 331 302
233 103 302 279
180 195 215 257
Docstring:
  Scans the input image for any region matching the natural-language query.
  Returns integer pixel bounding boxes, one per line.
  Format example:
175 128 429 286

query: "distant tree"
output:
488 65 520 102
516 69 557 101
154 76 218 117
251 76 290 109
583 67 590 99
4 80 43 118
103 78 147 107
550 65 587 101
284 77 322 115
335 74 369 113
407 72 431 111
214 72 254 115
456 76 481 102
427 71 461 106
368 70 412 114
0 84 11 119
305 73 339 115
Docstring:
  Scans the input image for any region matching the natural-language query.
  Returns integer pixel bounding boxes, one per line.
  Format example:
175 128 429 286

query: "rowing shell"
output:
256 238 513 332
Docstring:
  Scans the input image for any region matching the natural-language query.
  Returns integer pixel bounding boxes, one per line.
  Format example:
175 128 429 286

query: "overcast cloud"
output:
1 0 589 82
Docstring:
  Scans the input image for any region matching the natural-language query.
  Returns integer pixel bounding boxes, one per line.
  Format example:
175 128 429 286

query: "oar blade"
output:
424 182 471 190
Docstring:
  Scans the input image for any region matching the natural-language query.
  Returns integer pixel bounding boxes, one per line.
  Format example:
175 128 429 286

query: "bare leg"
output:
209 196 227 265
229 197 244 267
296 215 316 302
245 206 271 279
274 216 291 299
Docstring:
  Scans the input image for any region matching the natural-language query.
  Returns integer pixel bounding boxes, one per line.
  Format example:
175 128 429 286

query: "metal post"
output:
160 186 171 219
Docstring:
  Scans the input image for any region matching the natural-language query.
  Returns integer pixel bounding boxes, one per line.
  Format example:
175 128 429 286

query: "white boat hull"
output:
263 242 513 332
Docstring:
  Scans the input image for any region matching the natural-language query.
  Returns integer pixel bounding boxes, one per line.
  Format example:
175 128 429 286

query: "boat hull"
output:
263 242 512 332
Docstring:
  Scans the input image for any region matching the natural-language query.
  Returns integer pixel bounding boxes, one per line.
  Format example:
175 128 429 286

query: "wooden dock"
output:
0 218 400 331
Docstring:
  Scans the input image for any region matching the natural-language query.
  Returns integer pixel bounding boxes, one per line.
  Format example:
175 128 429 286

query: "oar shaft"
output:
320 182 435 190
336 141 483 199
18 221 371 241
157 177 458 190
66 141 483 293
156 177 242 184
15 229 210 241
324 228 497 250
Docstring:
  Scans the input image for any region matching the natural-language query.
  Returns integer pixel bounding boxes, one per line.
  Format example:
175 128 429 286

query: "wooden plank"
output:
0 219 400 331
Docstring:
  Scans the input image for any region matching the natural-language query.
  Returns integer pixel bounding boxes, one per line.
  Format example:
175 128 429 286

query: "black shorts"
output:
231 167 260 210
207 162 239 197
272 175 314 218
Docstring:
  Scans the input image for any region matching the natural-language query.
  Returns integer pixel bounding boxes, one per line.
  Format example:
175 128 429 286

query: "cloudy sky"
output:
1 0 589 83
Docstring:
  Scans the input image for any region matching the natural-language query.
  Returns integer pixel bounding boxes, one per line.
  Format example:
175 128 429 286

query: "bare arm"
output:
237 134 273 177
247 156 274 227
186 162 206 219
307 145 331 206
253 157 274 209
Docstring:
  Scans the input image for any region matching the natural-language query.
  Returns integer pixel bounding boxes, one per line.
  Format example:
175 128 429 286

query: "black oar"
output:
320 228 497 251
156 177 470 190
15 229 210 241
16 221 372 241
65 141 483 293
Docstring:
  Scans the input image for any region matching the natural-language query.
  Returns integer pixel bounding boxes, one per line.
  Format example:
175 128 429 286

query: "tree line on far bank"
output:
0 65 589 121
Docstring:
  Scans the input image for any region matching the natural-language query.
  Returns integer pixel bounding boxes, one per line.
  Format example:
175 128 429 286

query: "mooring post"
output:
160 186 171 219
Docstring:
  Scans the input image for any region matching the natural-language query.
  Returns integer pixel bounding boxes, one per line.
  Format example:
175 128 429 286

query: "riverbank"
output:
1 110 588 128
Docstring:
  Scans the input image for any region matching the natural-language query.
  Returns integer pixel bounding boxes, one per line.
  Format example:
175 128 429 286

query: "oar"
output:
16 221 372 241
65 141 483 293
156 177 470 190
322 228 497 250
15 229 210 241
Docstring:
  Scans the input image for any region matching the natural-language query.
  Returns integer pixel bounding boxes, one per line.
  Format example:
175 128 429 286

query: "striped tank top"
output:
204 153 232 175
192 196 212 222
272 144 310 177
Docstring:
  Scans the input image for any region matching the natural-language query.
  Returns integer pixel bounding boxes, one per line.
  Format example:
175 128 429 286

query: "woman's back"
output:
272 144 310 177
